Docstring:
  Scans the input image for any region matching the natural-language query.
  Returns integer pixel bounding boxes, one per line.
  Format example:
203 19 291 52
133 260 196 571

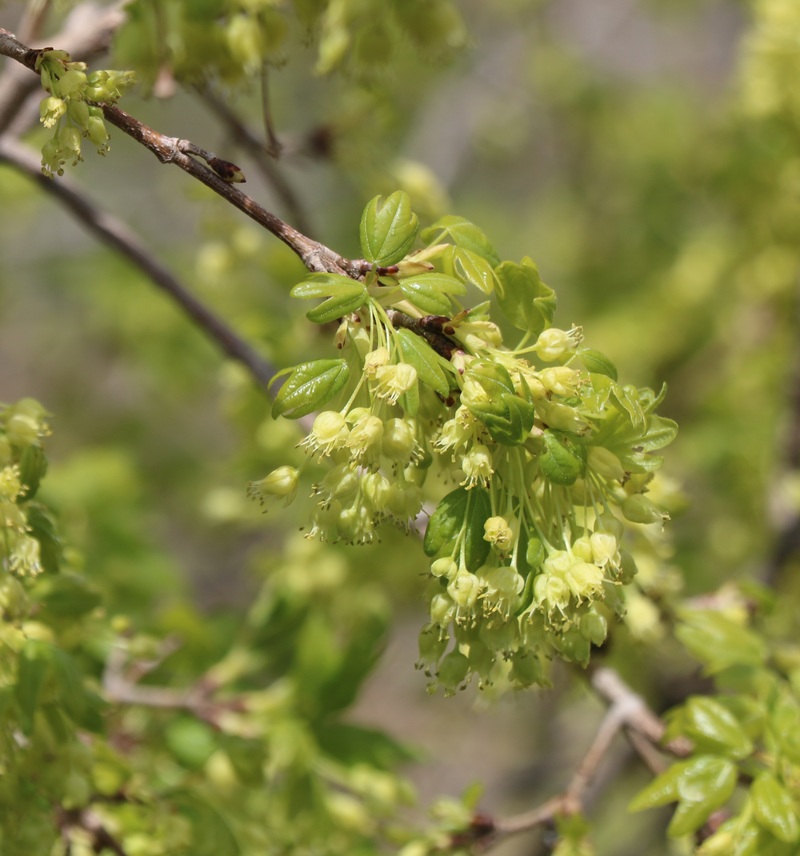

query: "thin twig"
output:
103 643 242 726
0 28 371 279
455 666 693 852
0 3 128 135
0 137 276 391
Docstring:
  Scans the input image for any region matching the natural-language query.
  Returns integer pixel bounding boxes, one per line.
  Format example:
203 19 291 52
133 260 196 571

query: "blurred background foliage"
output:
2 0 800 853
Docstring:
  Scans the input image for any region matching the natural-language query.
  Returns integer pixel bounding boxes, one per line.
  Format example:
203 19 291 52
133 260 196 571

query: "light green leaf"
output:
577 348 618 381
291 273 368 323
359 191 419 265
676 610 768 674
751 773 800 843
611 383 646 429
420 215 500 266
452 247 498 294
398 272 466 315
271 359 350 419
540 430 583 486
669 756 737 837
682 696 753 758
639 414 679 452
629 763 683 811
395 328 451 397
495 258 556 334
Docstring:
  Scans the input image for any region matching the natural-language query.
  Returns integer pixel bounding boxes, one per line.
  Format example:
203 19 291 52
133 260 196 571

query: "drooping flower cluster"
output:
0 399 51 583
250 192 678 690
35 49 135 176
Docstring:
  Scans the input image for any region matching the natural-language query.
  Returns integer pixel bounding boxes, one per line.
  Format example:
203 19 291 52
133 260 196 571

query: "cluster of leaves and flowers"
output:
250 191 679 692
35 48 134 176
0 399 426 855
631 602 800 854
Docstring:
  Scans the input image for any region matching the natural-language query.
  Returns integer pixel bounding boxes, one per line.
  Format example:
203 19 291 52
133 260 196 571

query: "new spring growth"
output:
34 49 135 176
253 192 679 690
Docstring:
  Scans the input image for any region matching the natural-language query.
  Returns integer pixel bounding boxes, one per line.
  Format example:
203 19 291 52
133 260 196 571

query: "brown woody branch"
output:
0 27 370 279
451 667 693 852
102 642 244 727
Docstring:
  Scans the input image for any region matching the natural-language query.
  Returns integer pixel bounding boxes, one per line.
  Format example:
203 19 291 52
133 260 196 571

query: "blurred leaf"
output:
165 718 219 769
316 722 419 769
676 611 768 674
171 790 240 856
33 573 101 619
14 639 51 735
751 773 800 843
680 696 754 758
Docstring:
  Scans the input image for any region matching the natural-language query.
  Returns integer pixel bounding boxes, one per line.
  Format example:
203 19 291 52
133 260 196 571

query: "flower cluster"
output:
35 49 135 176
251 193 678 690
0 399 51 583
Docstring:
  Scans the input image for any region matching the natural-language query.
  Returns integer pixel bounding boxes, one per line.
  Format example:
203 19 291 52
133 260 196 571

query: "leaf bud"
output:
447 570 481 609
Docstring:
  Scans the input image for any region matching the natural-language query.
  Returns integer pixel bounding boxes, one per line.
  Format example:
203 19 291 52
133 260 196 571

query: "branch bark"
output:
451 666 693 852
0 27 369 278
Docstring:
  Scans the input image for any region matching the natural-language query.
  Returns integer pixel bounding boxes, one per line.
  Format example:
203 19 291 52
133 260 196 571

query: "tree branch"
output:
450 666 693 852
0 27 371 279
103 642 243 727
0 3 128 135
0 137 276 391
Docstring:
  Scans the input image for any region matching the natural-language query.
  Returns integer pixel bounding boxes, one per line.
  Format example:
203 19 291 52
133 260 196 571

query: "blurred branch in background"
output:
0 137 277 391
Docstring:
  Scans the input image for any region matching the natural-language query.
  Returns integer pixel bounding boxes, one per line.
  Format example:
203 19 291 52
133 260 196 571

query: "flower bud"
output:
247 465 299 506
437 649 469 690
534 327 582 362
483 516 515 552
447 571 481 608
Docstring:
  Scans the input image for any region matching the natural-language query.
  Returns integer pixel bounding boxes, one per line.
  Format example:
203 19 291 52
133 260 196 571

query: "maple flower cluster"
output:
250 193 677 690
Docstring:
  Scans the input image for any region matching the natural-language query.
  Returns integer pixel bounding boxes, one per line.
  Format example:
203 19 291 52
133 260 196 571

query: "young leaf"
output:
751 773 800 843
272 359 350 419
464 487 492 571
676 610 768 674
420 215 500 266
495 258 556 334
424 487 469 558
291 273 367 323
577 348 618 381
398 272 466 315
540 431 584 486
682 696 754 758
452 247 498 294
668 756 737 837
395 328 452 397
359 191 419 265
